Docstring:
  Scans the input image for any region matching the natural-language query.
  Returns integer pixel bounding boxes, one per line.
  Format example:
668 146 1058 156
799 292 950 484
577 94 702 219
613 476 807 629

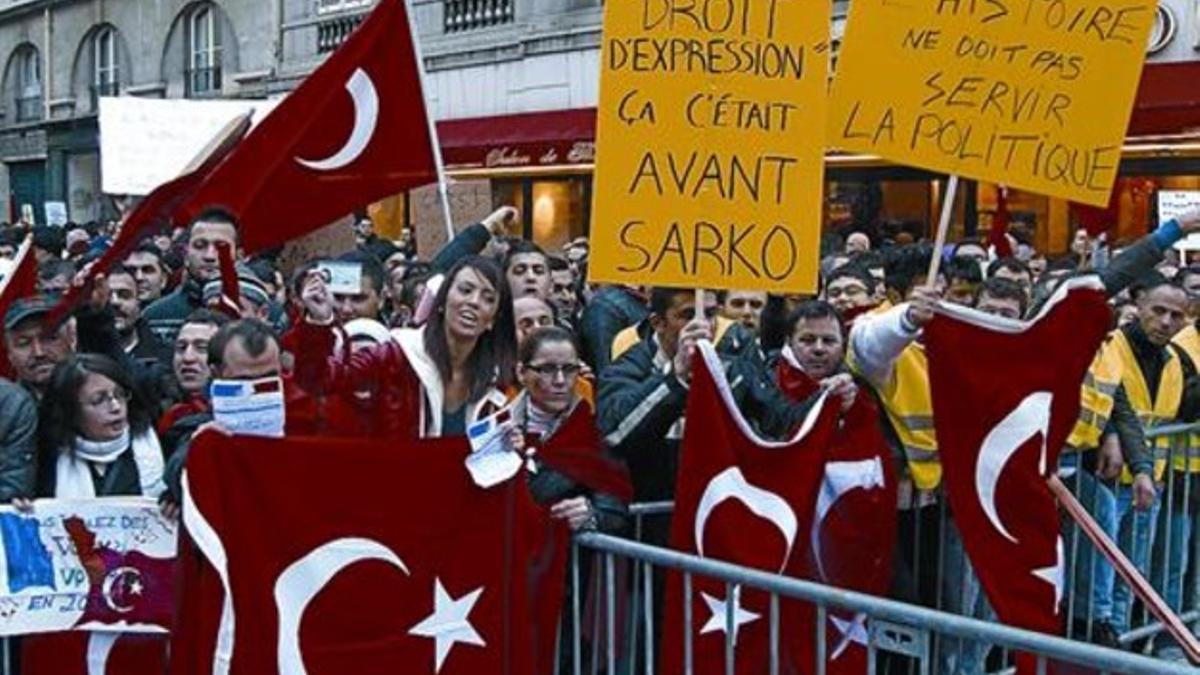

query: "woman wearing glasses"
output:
512 327 630 533
32 354 165 500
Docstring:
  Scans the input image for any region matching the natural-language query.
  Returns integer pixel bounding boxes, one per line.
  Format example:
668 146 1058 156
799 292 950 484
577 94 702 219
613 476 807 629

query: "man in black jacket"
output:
0 380 37 501
108 266 172 370
144 210 238 344
596 288 820 522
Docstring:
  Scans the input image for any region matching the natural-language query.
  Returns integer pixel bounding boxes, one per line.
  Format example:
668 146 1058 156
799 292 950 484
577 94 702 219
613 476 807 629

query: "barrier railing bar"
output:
769 592 780 675
644 559 655 675
724 581 735 675
605 553 616 675
571 542 581 675
574 533 1197 675
684 571 693 675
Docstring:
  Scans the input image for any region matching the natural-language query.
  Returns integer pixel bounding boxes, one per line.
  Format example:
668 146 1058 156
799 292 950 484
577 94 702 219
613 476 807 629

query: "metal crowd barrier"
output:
596 423 1200 673
567 533 1196 675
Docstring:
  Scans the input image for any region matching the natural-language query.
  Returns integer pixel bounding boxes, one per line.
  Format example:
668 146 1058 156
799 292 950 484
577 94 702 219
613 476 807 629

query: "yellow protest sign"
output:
829 0 1156 207
588 0 830 293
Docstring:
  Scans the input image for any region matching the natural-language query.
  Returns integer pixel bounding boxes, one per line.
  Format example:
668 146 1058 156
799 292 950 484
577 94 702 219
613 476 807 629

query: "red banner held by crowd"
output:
22 633 168 675
177 0 438 254
776 352 897 673
926 276 1112 673
0 237 37 378
173 430 567 675
662 341 839 674
44 113 250 328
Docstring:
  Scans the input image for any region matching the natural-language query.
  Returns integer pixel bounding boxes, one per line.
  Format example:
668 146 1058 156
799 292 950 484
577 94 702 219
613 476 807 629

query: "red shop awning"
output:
436 108 596 170
1128 61 1200 137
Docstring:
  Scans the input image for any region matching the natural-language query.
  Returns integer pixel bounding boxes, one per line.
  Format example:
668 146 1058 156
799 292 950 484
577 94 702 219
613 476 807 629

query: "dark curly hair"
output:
37 354 153 486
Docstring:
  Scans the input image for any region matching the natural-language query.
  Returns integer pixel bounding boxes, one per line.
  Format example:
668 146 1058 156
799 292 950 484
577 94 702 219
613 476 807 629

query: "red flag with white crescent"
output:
177 0 438 254
172 431 567 675
776 348 897 673
926 276 1111 673
0 237 38 378
21 633 168 675
662 341 839 674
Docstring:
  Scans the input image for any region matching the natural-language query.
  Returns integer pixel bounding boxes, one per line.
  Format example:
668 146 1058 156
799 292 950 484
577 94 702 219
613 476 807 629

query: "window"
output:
93 27 119 103
186 6 222 97
13 47 41 122
444 0 514 33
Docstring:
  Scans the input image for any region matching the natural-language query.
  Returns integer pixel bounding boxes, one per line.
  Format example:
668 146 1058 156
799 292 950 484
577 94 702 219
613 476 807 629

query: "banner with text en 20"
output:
590 0 830 293
829 0 1156 206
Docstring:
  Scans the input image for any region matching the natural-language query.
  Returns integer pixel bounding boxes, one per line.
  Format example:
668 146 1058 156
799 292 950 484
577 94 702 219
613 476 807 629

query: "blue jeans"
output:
1059 464 1118 625
938 517 996 675
1111 483 1162 634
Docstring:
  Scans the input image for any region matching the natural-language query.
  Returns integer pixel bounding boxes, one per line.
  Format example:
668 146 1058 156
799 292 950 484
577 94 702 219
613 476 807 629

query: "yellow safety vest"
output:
1065 339 1122 452
1170 325 1200 473
851 341 940 490
610 316 736 363
1111 329 1183 482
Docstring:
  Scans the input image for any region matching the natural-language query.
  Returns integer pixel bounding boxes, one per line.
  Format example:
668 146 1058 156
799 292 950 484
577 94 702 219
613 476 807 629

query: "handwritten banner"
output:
828 0 1156 206
588 0 831 293
0 499 175 637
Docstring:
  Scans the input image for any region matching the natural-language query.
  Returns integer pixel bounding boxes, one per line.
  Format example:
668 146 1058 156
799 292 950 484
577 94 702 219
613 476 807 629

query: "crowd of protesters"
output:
1 202 1200 671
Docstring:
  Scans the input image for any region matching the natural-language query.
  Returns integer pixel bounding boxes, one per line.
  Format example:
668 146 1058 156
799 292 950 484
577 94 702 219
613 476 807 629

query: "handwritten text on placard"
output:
589 0 830 293
828 0 1156 206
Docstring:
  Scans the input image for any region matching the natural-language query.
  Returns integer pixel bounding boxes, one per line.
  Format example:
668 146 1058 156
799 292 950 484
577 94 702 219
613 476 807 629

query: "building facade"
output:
0 0 1197 253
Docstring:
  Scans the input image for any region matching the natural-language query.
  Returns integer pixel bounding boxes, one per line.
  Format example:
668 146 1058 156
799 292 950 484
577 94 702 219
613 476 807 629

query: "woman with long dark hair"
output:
294 255 517 437
34 354 165 499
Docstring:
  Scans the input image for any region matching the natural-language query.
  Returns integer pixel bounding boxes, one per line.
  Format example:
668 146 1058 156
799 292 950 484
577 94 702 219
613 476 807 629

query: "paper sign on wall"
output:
1160 190 1200 251
828 0 1157 206
588 0 831 293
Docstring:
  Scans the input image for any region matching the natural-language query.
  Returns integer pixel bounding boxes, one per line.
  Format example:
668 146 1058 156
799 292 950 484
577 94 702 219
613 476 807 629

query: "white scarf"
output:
56 428 166 499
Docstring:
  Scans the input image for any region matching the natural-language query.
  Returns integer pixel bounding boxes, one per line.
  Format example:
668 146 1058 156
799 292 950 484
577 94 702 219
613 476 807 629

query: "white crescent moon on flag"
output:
275 538 409 675
295 68 379 171
977 392 1052 544
695 467 798 572
811 458 886 582
86 633 118 675
101 566 141 614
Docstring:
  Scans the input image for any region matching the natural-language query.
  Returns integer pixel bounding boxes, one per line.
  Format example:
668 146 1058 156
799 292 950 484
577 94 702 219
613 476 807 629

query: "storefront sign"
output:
588 0 830 293
829 0 1158 206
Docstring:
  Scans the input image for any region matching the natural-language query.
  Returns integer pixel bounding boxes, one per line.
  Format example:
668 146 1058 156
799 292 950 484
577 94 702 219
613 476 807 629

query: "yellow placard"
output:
828 0 1156 207
588 0 831 293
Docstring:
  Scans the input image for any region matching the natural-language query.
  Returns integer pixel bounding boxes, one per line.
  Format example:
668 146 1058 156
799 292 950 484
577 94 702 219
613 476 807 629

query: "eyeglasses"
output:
85 389 131 409
826 285 869 299
524 363 582 379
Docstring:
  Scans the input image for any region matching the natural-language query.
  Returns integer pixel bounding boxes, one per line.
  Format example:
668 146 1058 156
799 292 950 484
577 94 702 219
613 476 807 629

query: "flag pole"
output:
403 0 456 243
1047 475 1200 663
926 175 960 285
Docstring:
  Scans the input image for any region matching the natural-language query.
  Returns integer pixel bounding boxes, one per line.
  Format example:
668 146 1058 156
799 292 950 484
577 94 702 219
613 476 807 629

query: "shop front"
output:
383 57 1200 260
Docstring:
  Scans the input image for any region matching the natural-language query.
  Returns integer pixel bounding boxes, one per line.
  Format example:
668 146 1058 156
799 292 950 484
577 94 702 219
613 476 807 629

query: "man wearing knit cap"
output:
202 263 274 322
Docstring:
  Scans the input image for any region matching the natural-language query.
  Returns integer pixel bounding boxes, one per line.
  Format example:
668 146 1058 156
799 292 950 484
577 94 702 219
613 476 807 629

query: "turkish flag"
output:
926 276 1111 672
662 341 839 674
0 237 38 378
178 0 438 254
776 349 897 673
22 632 167 675
171 431 567 675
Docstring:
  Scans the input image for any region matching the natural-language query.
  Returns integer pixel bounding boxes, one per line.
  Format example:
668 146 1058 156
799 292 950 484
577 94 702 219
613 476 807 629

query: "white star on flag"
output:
830 613 869 659
408 578 486 672
699 589 760 644
1032 537 1064 613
